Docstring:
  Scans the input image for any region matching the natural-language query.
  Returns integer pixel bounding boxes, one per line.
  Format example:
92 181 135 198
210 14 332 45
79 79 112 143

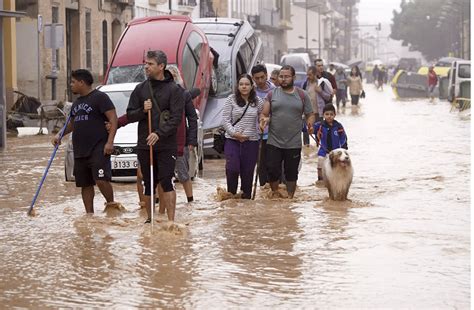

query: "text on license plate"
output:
113 159 138 169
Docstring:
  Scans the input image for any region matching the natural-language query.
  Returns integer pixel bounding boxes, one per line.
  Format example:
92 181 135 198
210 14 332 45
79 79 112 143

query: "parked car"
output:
194 18 263 155
264 63 282 75
103 15 214 171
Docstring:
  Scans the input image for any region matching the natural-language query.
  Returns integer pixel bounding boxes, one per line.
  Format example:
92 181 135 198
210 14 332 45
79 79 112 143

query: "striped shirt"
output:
221 94 264 141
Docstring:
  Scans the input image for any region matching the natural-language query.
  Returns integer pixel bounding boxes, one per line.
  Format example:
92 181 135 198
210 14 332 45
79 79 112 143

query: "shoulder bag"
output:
148 80 170 131
213 100 250 153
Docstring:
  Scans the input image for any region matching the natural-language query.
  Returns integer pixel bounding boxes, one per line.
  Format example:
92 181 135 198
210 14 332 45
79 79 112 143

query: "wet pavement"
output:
0 85 470 308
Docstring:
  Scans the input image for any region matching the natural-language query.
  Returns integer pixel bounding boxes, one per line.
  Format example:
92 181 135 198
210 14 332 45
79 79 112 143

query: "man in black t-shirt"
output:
52 69 118 213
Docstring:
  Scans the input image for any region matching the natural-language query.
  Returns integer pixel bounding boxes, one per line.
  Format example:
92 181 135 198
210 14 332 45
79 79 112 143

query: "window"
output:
182 45 198 88
180 32 203 89
238 40 253 71
458 64 470 79
247 34 258 54
102 20 108 75
52 6 60 70
187 31 204 62
236 52 246 79
85 11 91 69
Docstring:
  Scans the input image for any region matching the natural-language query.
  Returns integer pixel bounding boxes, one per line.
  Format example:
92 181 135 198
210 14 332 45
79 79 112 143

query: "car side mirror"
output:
190 87 201 99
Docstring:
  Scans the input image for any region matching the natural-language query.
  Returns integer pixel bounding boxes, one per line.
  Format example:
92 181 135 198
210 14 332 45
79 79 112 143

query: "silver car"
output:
194 18 263 155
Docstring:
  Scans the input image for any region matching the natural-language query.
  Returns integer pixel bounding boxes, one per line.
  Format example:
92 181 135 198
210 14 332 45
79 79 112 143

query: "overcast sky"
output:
357 0 403 25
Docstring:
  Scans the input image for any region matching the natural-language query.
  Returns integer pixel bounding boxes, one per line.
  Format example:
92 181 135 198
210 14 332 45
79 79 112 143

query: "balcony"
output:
177 0 197 15
256 8 280 30
178 0 197 6
111 0 133 4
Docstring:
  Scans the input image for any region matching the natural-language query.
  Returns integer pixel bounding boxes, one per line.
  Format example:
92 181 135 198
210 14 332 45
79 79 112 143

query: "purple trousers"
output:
224 138 259 199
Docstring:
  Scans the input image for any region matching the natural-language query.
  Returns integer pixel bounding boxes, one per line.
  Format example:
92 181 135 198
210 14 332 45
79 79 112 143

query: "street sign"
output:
44 23 64 49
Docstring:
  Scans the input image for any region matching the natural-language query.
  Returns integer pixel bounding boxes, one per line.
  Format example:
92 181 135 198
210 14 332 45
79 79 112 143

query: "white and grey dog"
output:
322 148 353 201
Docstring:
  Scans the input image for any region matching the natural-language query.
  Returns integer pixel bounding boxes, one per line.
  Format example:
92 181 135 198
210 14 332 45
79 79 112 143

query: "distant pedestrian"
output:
427 65 438 102
347 66 364 106
270 69 281 87
52 69 119 214
372 64 379 85
222 73 264 199
251 64 275 187
334 67 348 109
259 65 314 199
377 66 386 91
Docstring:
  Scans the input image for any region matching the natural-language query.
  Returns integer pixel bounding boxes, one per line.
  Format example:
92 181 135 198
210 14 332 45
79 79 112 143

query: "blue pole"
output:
27 114 71 216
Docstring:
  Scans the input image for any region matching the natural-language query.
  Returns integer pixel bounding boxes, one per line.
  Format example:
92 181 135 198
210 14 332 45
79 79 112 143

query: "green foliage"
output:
390 0 464 60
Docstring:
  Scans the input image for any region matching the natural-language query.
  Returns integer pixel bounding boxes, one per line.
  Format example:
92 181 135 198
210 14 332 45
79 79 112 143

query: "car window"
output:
247 34 258 53
236 52 246 79
458 64 470 78
104 90 132 116
238 41 253 71
182 45 198 88
187 31 204 63
202 35 233 97
281 56 307 72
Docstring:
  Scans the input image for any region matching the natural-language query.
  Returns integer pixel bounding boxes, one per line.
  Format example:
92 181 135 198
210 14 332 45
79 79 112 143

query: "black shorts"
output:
266 144 301 182
74 143 111 187
351 94 360 105
137 147 177 194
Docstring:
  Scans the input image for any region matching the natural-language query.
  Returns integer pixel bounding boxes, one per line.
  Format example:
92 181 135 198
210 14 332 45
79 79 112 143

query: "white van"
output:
447 60 470 110
280 53 311 85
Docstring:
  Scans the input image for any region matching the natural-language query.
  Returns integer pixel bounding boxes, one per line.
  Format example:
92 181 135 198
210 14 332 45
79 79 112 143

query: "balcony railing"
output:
178 0 197 6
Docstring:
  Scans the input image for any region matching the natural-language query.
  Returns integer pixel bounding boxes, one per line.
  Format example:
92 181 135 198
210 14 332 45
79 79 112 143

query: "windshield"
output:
458 64 470 78
106 63 179 85
103 90 133 116
281 56 308 72
107 65 146 84
205 35 233 97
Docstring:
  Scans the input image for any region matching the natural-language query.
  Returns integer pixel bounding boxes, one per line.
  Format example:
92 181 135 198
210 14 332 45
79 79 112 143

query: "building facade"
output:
12 0 133 105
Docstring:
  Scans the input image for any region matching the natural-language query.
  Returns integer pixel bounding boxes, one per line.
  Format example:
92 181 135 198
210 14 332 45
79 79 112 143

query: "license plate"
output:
112 158 138 170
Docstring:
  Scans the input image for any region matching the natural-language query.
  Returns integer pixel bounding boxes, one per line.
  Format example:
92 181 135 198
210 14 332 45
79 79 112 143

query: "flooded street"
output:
0 86 470 308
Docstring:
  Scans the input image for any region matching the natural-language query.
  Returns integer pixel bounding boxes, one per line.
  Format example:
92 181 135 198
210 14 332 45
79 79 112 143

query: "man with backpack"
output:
259 65 314 199
314 62 334 119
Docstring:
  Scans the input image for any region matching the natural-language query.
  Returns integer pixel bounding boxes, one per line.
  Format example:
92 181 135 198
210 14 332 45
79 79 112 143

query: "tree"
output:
390 0 462 61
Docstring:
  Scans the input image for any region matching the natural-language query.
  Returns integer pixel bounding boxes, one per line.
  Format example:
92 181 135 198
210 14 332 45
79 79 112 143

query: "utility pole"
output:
318 5 321 58
305 0 308 52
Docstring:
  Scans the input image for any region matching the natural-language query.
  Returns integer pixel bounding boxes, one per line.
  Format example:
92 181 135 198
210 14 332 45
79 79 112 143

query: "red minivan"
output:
104 15 215 115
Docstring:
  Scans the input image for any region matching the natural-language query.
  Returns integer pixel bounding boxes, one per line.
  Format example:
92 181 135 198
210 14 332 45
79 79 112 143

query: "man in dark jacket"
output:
126 50 184 224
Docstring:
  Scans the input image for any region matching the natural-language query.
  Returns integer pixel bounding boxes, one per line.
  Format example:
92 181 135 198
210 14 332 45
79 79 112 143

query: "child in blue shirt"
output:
314 103 348 180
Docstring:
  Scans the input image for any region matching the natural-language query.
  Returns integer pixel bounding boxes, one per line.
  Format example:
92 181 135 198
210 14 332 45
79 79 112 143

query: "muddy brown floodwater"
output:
0 86 470 308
